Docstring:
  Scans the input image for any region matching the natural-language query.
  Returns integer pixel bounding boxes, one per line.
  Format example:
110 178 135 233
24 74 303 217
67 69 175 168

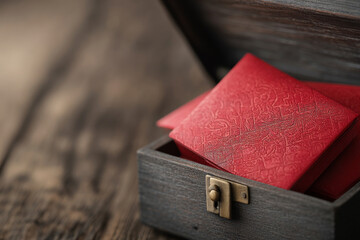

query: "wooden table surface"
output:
0 0 212 239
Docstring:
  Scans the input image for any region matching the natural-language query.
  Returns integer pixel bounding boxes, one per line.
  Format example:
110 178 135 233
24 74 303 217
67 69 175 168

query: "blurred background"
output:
0 0 212 238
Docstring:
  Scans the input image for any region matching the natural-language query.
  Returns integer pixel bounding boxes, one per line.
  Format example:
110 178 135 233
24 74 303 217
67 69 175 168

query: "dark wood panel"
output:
139 137 336 240
246 0 360 17
162 0 360 84
334 181 360 239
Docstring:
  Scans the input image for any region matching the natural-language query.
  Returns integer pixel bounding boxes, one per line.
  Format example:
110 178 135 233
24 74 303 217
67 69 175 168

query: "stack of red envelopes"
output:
157 54 360 199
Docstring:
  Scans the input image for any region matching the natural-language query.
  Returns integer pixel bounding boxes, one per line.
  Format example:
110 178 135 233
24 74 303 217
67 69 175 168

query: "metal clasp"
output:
205 175 249 219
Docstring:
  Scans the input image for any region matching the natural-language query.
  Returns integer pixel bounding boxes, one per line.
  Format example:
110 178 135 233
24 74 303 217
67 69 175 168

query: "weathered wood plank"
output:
0 0 94 172
259 0 360 17
162 0 360 84
0 0 211 239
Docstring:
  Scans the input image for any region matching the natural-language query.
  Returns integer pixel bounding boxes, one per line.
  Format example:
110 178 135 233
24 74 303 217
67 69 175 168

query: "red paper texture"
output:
305 82 360 200
158 82 360 199
157 91 209 130
169 54 359 192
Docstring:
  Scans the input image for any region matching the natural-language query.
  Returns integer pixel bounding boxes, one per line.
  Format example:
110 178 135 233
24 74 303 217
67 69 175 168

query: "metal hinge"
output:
205 175 249 219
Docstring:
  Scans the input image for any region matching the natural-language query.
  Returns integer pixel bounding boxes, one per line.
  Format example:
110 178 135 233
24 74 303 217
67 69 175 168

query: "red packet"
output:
157 91 209 130
158 82 360 199
169 54 360 192
305 82 360 200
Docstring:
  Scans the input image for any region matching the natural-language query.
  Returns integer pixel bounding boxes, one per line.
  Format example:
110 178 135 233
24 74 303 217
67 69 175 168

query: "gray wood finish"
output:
261 0 360 17
137 0 360 239
137 136 360 240
161 0 360 84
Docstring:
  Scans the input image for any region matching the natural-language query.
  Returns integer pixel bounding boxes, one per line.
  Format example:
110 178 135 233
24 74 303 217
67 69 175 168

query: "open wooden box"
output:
138 1 360 239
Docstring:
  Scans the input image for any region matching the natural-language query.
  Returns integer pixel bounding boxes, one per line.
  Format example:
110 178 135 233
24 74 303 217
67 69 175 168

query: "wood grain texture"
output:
138 137 337 240
0 0 92 173
162 0 360 84
0 0 211 239
260 0 360 17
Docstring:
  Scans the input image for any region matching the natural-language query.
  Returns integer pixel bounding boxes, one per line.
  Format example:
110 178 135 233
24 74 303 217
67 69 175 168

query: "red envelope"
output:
157 91 210 130
169 54 360 192
305 82 360 200
158 82 360 200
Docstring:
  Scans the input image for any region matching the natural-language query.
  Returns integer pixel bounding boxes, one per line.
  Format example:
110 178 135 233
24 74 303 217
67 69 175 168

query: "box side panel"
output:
335 183 360 239
138 149 335 240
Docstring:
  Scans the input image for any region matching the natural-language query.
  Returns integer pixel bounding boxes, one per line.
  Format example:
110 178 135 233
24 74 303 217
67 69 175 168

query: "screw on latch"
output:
208 184 220 209
208 184 220 202
242 192 247 199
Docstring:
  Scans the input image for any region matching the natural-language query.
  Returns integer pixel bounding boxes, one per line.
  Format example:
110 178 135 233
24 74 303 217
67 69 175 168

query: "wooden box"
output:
138 0 360 239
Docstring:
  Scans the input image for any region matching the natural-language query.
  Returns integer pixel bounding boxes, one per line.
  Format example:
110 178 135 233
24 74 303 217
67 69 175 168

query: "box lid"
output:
161 0 360 84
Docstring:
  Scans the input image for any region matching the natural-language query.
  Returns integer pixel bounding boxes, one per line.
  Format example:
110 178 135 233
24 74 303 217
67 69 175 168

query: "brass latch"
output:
205 175 249 219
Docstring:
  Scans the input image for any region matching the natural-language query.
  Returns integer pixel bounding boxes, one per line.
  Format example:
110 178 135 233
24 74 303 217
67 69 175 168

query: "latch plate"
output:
205 175 249 219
